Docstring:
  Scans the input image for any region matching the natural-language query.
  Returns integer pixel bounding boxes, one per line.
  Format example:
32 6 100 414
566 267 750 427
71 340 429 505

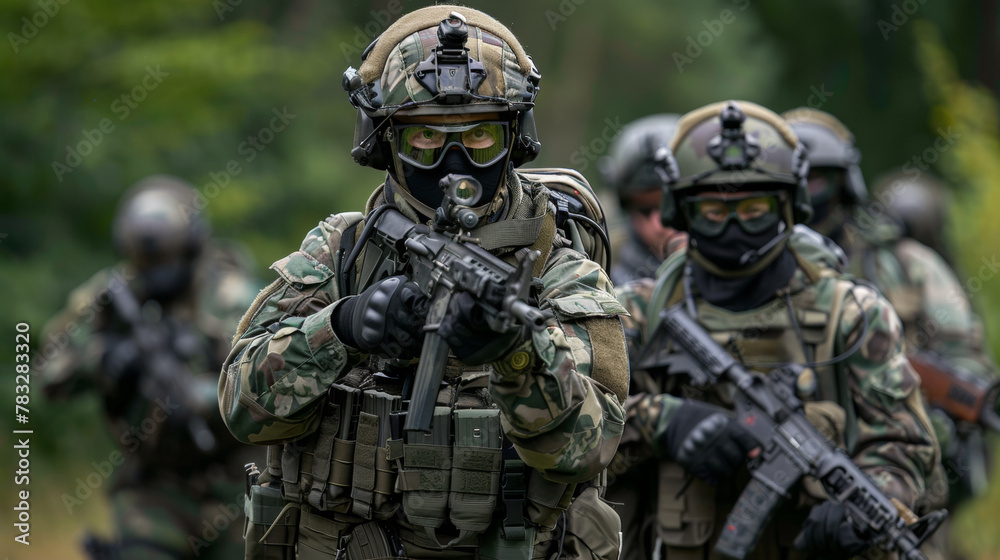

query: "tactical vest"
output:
847 234 923 332
640 227 859 559
243 175 621 560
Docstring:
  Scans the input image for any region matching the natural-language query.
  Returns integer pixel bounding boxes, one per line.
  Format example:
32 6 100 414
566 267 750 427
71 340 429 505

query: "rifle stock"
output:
909 351 1000 432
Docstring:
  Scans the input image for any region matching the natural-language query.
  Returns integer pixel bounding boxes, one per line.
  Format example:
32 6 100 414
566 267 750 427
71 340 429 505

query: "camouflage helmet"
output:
598 113 679 204
343 5 541 171
112 175 209 268
661 100 811 231
781 108 867 205
872 168 951 254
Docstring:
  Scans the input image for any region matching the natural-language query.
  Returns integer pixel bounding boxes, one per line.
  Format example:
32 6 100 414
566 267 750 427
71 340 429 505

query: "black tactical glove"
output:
793 501 869 559
331 276 428 358
661 400 759 485
437 291 525 366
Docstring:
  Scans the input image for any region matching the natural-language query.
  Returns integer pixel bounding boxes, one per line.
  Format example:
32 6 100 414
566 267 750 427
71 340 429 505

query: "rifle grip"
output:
404 332 451 434
715 477 783 560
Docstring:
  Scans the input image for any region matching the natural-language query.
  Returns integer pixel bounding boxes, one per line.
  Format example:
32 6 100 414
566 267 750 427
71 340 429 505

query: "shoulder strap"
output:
515 167 610 271
646 250 688 337
811 277 859 452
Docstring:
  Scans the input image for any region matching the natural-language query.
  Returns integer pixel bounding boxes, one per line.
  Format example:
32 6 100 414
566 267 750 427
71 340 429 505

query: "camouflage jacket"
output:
841 217 998 384
37 242 261 481
616 239 940 513
219 175 628 487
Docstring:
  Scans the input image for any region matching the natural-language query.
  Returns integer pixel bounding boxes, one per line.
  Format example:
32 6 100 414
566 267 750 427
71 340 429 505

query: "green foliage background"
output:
1 0 999 558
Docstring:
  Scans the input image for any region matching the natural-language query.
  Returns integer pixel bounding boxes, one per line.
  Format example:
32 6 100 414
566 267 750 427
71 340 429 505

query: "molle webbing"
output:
306 404 340 510
351 412 380 519
281 442 304 504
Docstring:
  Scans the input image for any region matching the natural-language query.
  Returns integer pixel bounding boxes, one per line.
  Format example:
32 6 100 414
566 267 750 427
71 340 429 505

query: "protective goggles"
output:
685 191 784 236
394 121 509 169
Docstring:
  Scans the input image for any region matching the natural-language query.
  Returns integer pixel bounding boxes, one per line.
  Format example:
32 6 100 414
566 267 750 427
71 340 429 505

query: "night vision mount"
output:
707 102 761 170
413 12 487 104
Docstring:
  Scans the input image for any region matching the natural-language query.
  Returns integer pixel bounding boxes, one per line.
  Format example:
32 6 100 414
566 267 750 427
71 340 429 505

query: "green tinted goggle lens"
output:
686 193 781 236
396 122 508 169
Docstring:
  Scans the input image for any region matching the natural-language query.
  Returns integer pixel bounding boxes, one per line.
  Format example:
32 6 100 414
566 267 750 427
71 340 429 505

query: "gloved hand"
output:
661 400 759 484
331 276 428 359
437 291 525 366
793 501 869 559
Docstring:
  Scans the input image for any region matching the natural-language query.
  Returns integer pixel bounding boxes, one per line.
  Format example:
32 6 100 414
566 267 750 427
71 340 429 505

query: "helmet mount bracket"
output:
413 13 487 104
707 102 761 171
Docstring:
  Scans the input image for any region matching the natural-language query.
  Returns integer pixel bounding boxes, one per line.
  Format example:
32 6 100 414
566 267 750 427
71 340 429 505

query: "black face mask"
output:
139 259 195 302
397 149 507 211
690 220 785 271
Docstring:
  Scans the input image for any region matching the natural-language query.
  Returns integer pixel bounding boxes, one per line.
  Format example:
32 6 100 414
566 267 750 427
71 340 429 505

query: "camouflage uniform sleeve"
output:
218 222 364 445
489 248 628 483
893 239 999 378
36 267 127 399
616 278 656 374
606 278 666 475
838 283 940 509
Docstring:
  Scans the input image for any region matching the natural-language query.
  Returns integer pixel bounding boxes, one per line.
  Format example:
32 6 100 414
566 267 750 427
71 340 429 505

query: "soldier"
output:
38 175 262 560
872 168 954 267
600 114 688 285
221 6 628 560
612 101 940 560
783 108 999 548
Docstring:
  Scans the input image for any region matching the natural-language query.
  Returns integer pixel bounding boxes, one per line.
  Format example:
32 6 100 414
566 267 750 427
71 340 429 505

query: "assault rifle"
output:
909 350 1000 432
343 174 549 434
642 304 946 560
107 280 216 452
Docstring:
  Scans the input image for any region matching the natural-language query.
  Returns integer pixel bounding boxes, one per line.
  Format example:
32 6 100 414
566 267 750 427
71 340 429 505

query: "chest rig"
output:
637 233 859 558
244 185 598 559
